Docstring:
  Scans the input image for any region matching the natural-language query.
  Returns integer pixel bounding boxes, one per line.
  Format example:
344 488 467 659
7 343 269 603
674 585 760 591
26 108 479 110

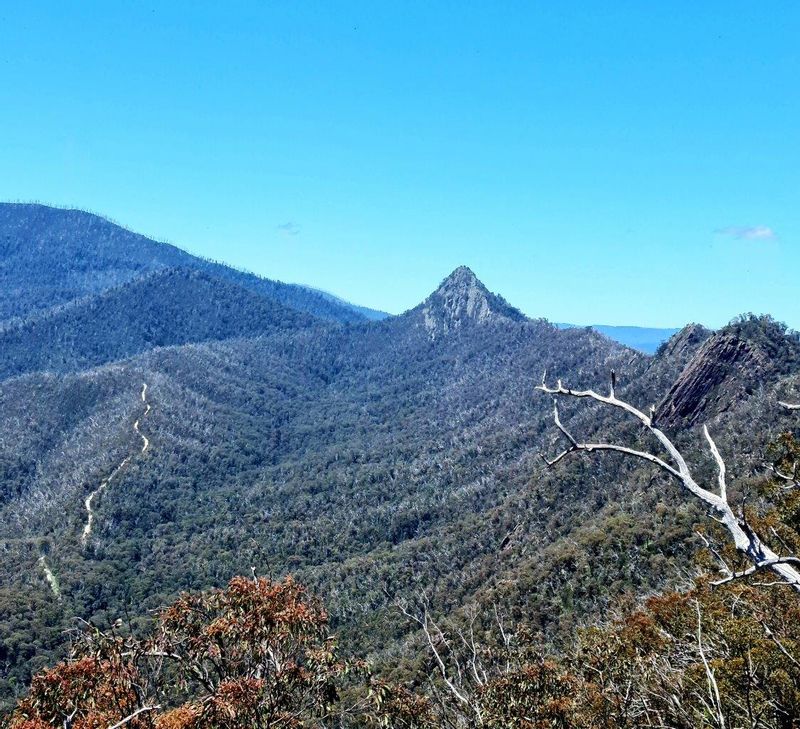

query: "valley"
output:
0 204 798 722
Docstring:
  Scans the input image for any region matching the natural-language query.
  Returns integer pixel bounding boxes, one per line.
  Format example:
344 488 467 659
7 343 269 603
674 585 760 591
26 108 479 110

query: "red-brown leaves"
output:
8 576 348 729
479 660 578 728
8 654 146 729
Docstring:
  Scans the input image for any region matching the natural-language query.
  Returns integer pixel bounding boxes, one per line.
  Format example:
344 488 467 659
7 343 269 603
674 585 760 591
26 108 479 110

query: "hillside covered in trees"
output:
1 205 799 726
0 203 368 324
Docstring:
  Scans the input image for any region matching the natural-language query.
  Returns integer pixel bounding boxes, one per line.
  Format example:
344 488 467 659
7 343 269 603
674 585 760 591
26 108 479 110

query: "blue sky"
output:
1 2 797 327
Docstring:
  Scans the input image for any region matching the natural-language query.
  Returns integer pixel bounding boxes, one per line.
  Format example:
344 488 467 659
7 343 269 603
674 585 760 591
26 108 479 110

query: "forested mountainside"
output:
0 203 366 324
2 206 800 723
0 268 318 380
1 242 799 713
304 286 391 321
0 265 633 699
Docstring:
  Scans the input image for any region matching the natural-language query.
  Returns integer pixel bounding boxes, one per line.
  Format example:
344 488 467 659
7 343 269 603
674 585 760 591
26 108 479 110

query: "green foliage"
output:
0 268 317 380
2 203 800 726
0 202 365 324
727 313 800 374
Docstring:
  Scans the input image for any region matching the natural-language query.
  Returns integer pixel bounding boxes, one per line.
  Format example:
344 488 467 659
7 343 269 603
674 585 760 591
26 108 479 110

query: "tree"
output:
537 373 800 592
5 576 359 729
394 597 580 728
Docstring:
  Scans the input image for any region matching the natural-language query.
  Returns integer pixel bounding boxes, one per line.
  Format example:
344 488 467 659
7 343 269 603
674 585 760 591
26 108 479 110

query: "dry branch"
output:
536 373 800 592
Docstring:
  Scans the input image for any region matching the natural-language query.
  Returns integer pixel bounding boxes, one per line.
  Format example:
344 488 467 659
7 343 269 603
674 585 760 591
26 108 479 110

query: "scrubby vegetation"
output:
0 203 366 324
2 206 800 724
7 554 800 726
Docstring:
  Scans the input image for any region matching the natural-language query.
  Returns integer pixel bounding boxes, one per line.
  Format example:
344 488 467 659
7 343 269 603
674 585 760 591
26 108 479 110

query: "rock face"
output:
656 321 792 427
637 324 713 403
416 266 527 337
655 324 712 367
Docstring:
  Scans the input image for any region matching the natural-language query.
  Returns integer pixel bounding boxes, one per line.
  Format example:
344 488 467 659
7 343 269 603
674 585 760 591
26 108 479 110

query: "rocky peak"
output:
655 324 712 364
417 266 527 337
656 317 800 427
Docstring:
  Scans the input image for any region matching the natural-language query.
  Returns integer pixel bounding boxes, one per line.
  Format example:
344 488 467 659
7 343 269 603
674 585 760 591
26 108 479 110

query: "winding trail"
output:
134 383 150 454
38 554 61 599
80 383 151 546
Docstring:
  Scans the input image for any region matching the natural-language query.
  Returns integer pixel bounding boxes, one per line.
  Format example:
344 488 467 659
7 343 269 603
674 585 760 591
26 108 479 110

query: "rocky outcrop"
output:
656 324 712 366
656 329 774 427
416 266 527 337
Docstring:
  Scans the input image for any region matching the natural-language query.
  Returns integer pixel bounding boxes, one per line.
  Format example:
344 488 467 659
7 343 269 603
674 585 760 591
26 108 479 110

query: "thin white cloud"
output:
715 225 777 241
277 222 301 236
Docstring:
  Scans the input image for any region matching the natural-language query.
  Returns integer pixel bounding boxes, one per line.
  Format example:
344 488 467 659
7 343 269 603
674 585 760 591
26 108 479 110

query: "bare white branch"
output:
762 621 800 670
695 530 733 580
710 557 800 587
537 372 800 593
695 601 726 729
703 426 728 501
541 398 682 479
397 601 474 712
767 461 800 490
105 706 160 729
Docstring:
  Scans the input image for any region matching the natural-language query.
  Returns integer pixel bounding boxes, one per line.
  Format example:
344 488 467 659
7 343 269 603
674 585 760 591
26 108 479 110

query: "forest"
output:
5 389 800 727
1 205 800 726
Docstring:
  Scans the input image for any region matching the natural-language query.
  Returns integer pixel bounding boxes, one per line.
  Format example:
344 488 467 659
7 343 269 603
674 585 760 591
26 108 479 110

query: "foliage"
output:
6 410 800 727
727 314 800 375
5 576 358 729
477 660 577 728
2 203 800 724
0 268 318 380
0 288 654 704
0 202 365 324
364 680 437 728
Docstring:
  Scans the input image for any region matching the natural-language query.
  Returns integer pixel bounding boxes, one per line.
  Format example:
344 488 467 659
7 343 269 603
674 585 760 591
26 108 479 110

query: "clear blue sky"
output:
1 2 797 328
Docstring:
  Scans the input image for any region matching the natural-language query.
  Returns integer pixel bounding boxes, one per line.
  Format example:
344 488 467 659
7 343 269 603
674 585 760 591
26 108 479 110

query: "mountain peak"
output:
654 323 712 362
435 265 481 291
656 316 800 426
415 266 526 337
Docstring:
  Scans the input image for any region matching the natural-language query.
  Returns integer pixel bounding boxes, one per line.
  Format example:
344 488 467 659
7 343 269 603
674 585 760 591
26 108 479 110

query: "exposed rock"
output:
657 327 778 427
655 324 712 366
415 266 527 337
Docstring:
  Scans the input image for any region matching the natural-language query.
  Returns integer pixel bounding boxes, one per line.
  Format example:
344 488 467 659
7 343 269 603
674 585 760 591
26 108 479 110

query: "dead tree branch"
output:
105 706 160 729
536 372 800 592
695 600 726 729
397 601 476 715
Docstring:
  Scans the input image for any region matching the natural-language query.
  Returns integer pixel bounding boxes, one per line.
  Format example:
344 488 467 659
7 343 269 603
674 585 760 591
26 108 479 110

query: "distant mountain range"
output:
0 203 682 353
0 203 798 708
0 203 368 325
556 323 681 354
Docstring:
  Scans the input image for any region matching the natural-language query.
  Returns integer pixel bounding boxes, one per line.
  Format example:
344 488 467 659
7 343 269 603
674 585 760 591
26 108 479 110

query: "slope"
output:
0 268 319 381
0 203 368 324
0 267 647 700
2 271 798 708
657 315 800 426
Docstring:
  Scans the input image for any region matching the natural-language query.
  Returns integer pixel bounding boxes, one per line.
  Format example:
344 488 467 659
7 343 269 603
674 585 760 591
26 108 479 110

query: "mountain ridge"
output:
2 203 709 352
656 315 800 426
1 203 800 712
0 202 369 324
411 265 528 338
0 267 321 381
